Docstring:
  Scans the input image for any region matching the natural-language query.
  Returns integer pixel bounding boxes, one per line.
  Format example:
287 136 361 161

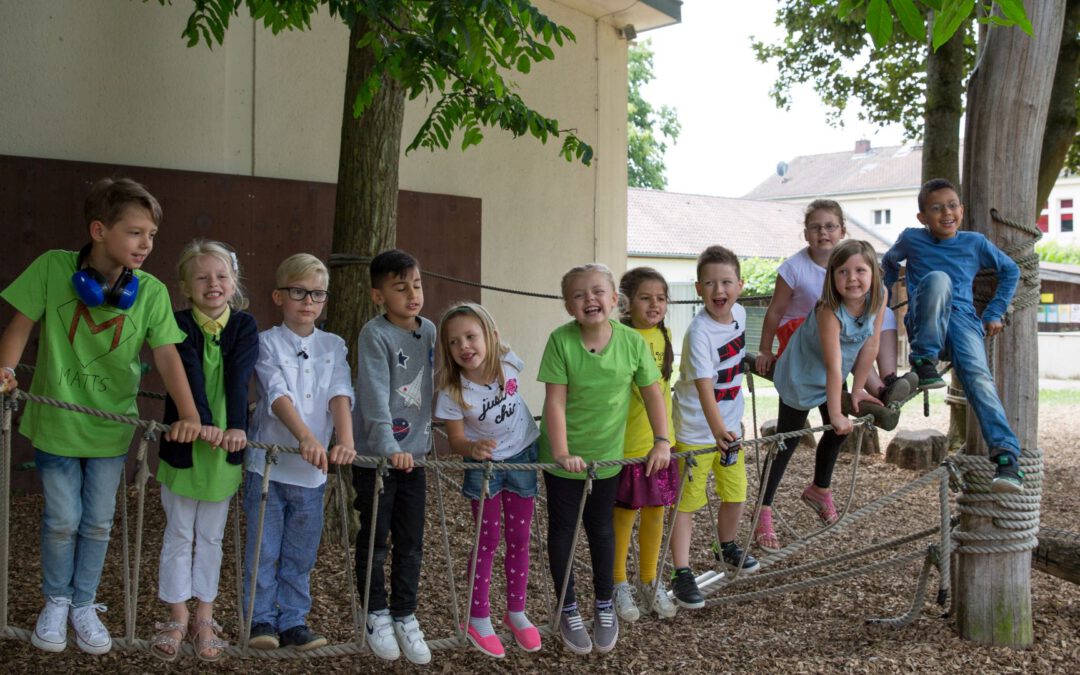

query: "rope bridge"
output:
0 374 1044 661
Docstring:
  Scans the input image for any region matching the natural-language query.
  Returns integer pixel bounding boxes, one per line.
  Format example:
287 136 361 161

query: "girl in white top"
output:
434 303 541 659
756 199 909 404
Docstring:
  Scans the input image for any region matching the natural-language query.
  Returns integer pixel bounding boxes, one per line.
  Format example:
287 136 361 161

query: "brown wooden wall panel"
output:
0 154 480 493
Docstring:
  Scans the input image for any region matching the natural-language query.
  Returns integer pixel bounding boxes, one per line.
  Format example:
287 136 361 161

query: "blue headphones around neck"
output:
72 244 140 310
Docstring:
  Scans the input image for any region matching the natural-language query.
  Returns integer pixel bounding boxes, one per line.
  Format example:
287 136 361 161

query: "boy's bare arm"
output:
693 377 735 449
270 394 327 472
152 343 202 443
0 312 35 392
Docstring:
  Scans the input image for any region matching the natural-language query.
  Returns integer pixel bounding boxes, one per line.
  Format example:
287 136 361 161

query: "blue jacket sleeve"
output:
881 230 907 290
175 312 214 426
979 236 1020 323
224 311 260 431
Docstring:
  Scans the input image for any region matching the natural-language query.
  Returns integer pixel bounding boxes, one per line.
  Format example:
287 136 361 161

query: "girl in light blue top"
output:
755 240 886 552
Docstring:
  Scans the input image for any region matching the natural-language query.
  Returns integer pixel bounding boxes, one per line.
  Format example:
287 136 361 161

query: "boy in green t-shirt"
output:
0 178 201 655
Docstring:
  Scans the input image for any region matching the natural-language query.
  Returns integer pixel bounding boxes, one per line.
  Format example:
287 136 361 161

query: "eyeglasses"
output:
927 200 961 215
805 223 841 233
278 287 329 303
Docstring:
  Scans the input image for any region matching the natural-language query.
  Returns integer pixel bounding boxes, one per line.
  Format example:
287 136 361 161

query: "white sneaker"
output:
31 597 71 652
365 611 400 661
613 581 639 622
639 580 677 619
393 614 432 665
69 603 112 654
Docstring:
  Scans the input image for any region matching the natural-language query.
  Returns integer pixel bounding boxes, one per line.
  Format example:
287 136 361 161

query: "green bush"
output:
1037 240 1080 265
742 257 783 298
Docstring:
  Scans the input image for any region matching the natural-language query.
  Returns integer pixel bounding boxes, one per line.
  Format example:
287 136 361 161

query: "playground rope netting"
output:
0 211 1055 660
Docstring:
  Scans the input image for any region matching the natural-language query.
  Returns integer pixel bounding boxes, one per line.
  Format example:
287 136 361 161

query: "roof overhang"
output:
559 0 682 33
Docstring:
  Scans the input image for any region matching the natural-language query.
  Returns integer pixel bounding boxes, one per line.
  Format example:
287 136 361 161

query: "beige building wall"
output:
0 0 632 405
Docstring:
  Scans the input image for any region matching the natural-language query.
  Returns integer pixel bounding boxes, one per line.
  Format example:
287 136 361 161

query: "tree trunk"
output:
922 20 965 185
1037 0 1080 210
323 16 406 543
958 0 1065 647
922 19 968 452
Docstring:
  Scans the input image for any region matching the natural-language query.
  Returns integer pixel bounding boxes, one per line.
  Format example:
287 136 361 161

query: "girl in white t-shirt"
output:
434 303 541 659
756 199 911 404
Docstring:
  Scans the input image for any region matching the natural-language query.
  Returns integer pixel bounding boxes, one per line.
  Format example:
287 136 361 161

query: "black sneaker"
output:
670 567 704 609
247 622 279 650
910 358 945 389
990 453 1024 494
714 541 761 574
278 624 327 651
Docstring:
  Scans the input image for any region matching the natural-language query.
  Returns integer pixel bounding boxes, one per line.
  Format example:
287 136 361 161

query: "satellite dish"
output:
776 161 789 178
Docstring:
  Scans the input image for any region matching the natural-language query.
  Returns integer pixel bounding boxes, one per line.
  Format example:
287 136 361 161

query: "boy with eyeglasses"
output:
243 253 356 651
882 178 1023 492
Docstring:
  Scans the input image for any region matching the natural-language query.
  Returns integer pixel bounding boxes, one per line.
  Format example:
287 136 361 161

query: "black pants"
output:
760 399 846 507
353 466 426 618
544 472 619 607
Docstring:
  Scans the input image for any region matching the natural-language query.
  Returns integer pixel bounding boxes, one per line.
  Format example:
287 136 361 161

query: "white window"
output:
873 209 891 225
1061 199 1074 233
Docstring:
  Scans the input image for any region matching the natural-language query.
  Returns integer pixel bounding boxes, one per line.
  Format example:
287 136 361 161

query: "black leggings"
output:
760 398 846 507
544 472 619 607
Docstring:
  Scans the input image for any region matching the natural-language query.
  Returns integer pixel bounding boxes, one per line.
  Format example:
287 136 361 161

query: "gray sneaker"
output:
613 582 639 622
558 608 592 655
593 604 618 653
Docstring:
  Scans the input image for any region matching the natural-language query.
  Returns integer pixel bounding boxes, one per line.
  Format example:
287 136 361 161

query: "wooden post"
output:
958 0 1064 647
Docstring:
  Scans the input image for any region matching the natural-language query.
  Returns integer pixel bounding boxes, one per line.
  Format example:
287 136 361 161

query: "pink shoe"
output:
465 623 505 658
753 508 781 553
801 484 839 525
503 613 541 652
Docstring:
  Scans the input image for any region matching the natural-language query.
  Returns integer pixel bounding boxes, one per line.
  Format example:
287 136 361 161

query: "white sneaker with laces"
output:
613 581 639 622
32 596 71 652
365 611 400 661
393 614 432 665
639 580 677 619
69 602 112 654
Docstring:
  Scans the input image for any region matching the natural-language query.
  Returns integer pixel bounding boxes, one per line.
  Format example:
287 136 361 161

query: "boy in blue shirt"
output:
882 178 1023 492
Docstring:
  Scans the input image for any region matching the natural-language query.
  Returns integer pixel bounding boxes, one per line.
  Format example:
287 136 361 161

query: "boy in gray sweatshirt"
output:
352 249 436 665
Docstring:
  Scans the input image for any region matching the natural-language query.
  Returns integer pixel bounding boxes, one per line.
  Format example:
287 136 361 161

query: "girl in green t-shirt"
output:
151 241 259 662
537 263 671 656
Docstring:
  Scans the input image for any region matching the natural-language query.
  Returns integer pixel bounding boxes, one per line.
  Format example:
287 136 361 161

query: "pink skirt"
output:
614 461 680 509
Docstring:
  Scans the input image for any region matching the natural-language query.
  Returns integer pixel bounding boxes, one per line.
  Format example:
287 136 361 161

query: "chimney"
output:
854 139 871 154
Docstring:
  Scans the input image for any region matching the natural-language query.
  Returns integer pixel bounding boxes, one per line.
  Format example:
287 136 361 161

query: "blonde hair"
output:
818 239 885 317
177 239 248 310
560 262 617 304
275 253 329 288
435 302 510 409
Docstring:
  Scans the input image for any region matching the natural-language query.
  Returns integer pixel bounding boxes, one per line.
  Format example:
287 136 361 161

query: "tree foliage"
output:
752 1 974 140
156 0 593 164
627 39 680 189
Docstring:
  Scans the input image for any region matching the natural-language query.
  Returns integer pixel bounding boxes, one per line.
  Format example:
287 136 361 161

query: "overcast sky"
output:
640 0 909 198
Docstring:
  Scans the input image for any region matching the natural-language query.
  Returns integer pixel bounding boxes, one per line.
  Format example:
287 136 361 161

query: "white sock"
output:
468 615 494 637
506 610 533 631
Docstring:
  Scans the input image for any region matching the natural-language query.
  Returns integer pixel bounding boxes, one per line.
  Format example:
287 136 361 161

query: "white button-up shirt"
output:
247 324 354 487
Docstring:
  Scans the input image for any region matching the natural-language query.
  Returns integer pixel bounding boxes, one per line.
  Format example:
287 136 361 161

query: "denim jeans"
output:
907 271 1020 458
35 449 126 606
242 470 326 631
353 466 426 618
461 441 539 501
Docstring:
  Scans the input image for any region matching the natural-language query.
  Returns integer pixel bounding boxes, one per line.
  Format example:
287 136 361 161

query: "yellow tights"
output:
613 505 665 584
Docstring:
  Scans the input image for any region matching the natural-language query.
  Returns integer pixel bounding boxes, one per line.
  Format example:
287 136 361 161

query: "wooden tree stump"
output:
885 429 947 470
760 418 815 450
840 425 881 455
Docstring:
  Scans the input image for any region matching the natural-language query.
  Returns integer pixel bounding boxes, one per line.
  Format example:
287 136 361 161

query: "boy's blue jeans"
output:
242 470 325 632
907 270 1020 459
35 449 126 606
